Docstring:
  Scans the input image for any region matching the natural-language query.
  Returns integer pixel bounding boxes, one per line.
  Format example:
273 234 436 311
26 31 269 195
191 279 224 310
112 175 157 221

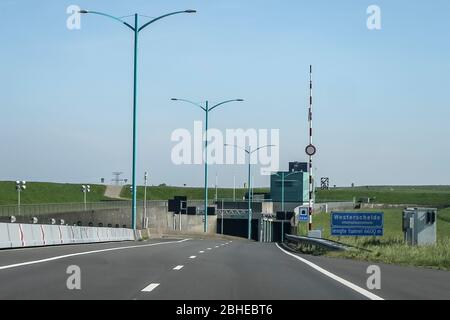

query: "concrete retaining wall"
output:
0 201 217 239
0 222 134 249
148 211 217 237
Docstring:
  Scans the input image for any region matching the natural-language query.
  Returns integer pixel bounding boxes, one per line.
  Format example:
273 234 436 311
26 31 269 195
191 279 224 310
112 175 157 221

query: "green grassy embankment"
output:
316 186 450 207
0 181 108 205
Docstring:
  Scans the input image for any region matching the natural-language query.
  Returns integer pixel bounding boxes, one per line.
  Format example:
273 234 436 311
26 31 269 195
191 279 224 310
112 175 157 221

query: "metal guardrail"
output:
285 234 349 252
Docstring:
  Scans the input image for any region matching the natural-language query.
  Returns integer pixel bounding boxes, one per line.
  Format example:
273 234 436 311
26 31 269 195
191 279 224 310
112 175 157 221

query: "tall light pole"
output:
81 185 91 211
171 98 244 233
225 144 276 240
15 181 26 215
80 9 196 230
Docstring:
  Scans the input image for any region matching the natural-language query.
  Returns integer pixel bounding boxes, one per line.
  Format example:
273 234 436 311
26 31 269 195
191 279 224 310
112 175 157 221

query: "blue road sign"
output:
331 212 384 236
299 214 309 222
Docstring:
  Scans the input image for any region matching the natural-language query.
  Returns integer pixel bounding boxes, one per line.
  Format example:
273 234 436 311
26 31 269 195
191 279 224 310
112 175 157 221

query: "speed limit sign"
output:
305 144 317 156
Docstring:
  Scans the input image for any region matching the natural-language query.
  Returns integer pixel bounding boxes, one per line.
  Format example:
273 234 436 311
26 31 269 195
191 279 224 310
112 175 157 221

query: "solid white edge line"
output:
0 239 190 271
173 265 184 270
142 283 160 292
275 243 384 301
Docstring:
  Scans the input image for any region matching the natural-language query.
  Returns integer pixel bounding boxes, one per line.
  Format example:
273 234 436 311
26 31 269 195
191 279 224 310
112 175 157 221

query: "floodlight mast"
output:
15 181 26 215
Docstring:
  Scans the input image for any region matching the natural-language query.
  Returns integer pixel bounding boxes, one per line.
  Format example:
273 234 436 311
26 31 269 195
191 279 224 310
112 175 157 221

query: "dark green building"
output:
270 171 308 203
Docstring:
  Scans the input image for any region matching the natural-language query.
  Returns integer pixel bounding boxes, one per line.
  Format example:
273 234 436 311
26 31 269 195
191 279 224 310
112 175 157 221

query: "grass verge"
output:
298 208 450 270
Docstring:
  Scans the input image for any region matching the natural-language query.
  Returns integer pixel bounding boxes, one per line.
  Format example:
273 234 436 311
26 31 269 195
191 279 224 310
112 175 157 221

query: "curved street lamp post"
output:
225 144 276 240
171 98 244 233
79 9 196 229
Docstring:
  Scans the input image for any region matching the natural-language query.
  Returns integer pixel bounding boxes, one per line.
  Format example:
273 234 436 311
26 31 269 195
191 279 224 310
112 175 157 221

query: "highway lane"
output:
0 238 449 300
135 240 367 300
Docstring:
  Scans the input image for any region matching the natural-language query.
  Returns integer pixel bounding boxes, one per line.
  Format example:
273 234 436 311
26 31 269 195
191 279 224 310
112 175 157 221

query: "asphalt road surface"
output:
0 238 449 300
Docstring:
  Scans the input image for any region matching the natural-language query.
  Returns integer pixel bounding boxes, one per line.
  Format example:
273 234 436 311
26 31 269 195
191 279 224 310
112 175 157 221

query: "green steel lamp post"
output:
225 144 276 240
79 9 196 230
171 98 244 233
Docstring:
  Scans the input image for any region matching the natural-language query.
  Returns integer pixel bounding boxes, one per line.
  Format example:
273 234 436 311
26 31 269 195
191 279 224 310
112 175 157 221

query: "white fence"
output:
0 223 135 249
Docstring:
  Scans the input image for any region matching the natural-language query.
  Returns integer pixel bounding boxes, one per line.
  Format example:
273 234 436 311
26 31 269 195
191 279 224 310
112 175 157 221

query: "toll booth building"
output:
270 170 309 212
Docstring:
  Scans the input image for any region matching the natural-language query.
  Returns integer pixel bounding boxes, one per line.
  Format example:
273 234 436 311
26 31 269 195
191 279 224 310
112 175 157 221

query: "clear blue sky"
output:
1 0 449 187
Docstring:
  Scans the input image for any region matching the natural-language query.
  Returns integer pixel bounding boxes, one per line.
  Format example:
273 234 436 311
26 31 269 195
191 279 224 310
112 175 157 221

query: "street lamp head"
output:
171 98 178 101
79 10 89 14
236 99 244 102
185 10 197 13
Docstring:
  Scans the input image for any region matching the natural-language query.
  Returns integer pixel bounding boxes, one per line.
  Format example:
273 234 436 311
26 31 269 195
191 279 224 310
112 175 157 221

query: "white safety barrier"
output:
0 222 135 249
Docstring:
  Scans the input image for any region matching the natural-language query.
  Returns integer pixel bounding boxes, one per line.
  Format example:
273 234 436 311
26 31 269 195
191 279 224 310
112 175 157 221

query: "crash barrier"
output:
285 234 349 252
0 222 135 249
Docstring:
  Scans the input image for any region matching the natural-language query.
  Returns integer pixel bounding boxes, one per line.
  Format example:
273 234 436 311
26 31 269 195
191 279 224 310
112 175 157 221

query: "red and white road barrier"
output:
0 222 135 249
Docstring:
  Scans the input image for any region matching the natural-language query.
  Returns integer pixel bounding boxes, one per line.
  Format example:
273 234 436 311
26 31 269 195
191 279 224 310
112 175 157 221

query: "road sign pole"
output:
307 65 314 232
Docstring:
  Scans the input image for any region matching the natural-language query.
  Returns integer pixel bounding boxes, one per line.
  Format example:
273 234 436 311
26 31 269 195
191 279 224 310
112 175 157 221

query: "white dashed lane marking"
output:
189 256 197 259
142 283 160 292
173 265 184 271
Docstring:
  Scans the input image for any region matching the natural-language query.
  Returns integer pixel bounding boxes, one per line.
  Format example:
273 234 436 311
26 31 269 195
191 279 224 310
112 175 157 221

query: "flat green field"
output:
0 181 108 205
298 208 450 270
316 186 450 207
121 185 450 207
1 182 450 207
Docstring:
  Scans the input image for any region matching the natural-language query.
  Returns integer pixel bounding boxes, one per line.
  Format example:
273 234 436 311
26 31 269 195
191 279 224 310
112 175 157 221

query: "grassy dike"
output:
298 208 450 270
0 181 108 205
